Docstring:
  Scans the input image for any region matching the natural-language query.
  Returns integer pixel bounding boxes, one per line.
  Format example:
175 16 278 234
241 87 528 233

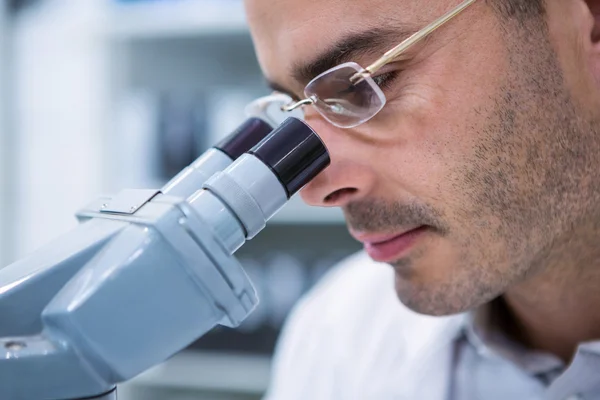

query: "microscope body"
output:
0 117 328 400
0 161 258 400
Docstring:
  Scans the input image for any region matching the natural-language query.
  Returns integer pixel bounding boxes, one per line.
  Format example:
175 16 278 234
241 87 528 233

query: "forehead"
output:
245 0 442 87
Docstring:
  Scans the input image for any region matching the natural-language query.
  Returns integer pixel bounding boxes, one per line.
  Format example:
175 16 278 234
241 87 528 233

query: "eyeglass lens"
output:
303 62 386 128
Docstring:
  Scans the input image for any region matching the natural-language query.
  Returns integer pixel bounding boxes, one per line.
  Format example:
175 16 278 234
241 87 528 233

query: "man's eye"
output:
371 71 400 90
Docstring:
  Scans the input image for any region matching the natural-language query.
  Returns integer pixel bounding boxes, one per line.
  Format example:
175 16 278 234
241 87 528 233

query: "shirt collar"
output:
462 298 565 376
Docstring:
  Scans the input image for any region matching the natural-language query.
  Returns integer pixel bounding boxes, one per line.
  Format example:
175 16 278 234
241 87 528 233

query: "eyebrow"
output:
266 26 417 98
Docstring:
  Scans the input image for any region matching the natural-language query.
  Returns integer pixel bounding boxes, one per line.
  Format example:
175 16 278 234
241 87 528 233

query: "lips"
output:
351 226 428 263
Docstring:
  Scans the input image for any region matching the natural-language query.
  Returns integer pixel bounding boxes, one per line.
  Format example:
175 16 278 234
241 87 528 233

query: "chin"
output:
389 238 500 316
393 270 486 317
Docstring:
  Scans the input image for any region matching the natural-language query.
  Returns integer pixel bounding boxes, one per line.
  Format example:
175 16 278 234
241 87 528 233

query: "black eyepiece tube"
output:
215 117 274 160
249 118 330 198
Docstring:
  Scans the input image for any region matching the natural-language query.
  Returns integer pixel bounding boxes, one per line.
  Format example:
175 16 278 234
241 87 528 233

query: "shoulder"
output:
293 251 402 333
266 251 466 399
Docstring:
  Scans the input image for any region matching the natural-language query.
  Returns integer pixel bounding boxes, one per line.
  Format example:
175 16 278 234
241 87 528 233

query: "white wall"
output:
0 1 12 266
13 0 109 258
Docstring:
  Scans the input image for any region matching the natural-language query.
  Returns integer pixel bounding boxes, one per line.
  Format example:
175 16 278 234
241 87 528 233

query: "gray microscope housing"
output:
0 117 329 400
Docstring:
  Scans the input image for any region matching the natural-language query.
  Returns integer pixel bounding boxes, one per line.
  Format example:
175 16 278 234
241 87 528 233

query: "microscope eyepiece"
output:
215 117 274 160
196 117 330 243
162 117 274 198
249 118 330 198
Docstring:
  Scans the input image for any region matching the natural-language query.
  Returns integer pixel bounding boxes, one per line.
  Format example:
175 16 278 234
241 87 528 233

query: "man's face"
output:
245 0 600 315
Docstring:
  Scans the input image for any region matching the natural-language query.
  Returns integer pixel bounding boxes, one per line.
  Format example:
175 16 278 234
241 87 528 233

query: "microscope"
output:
0 94 329 400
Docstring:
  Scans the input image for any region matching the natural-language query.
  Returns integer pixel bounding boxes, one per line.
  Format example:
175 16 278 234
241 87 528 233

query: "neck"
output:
502 231 600 362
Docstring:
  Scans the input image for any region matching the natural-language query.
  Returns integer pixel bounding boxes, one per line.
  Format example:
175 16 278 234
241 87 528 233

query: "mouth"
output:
351 226 430 263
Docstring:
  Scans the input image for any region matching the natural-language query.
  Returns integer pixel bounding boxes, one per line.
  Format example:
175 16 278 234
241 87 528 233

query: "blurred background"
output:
0 0 361 399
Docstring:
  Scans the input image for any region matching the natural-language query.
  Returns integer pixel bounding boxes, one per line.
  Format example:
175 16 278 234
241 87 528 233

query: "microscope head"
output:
0 117 329 400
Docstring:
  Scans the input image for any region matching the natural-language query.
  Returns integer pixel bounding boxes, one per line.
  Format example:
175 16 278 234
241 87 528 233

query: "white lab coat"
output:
264 251 468 400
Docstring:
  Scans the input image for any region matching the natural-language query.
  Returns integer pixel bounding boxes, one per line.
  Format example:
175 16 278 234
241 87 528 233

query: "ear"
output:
572 0 600 84
580 0 600 45
586 0 600 43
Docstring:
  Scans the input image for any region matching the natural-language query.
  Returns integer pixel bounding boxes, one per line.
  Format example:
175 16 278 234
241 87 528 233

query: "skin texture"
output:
245 0 600 360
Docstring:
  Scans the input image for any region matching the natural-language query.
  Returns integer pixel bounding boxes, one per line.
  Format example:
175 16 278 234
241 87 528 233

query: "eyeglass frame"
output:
279 0 478 124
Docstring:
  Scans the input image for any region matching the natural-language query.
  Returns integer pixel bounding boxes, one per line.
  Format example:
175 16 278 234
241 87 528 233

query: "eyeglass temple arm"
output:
363 0 477 76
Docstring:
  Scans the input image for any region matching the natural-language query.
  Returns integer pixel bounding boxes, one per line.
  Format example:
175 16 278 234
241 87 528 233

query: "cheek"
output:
363 72 493 195
362 97 470 203
386 74 506 204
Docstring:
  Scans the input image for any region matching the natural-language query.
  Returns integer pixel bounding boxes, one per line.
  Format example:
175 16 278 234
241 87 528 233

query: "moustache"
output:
344 199 449 235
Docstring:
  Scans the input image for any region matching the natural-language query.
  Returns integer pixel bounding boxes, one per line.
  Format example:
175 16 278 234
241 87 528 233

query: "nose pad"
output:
245 93 305 127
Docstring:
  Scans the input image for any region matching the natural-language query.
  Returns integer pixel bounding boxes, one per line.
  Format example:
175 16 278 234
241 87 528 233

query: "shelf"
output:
120 351 271 395
106 0 249 40
270 196 345 225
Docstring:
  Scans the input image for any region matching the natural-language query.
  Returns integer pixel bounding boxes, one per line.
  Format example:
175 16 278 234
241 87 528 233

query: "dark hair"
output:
493 0 545 21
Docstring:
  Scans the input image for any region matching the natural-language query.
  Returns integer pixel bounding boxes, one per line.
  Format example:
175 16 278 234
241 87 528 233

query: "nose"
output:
300 116 376 208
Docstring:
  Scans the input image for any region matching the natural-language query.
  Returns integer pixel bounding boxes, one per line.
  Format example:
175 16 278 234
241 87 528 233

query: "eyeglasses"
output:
256 0 477 129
